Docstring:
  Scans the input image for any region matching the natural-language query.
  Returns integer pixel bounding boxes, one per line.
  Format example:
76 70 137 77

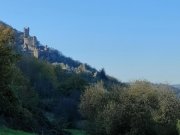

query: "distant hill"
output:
173 84 180 89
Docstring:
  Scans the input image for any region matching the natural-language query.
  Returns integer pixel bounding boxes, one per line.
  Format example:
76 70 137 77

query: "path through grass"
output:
0 128 36 135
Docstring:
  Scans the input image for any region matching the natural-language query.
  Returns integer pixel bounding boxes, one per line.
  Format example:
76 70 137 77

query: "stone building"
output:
23 27 39 58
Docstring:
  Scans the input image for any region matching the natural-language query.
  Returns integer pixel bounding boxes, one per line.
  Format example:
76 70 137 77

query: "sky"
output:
0 0 180 84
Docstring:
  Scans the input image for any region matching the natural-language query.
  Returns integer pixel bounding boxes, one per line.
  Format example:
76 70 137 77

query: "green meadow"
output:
0 128 36 135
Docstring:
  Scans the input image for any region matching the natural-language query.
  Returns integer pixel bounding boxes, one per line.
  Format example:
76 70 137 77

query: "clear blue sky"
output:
0 0 180 84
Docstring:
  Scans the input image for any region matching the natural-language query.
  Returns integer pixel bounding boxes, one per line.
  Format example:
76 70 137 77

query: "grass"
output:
64 129 87 135
0 128 36 135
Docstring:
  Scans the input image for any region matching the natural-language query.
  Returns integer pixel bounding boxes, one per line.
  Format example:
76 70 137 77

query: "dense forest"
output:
0 23 180 135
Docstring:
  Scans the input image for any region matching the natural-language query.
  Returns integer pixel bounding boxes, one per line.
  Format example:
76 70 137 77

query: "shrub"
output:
80 81 180 135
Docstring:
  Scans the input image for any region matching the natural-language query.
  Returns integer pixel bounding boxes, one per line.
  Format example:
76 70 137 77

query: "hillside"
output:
0 20 122 84
0 21 97 74
0 21 123 135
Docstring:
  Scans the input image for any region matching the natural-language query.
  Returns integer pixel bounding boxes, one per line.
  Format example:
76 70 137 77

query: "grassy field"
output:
0 128 36 135
64 129 87 135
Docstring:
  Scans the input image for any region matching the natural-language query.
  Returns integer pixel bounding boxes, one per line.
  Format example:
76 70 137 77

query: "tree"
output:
80 81 180 135
79 82 108 134
80 81 107 120
17 56 58 98
99 68 108 80
154 84 180 135
0 25 20 116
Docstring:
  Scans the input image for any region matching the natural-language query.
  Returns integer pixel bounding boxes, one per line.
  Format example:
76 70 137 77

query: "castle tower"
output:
23 27 39 58
24 27 29 38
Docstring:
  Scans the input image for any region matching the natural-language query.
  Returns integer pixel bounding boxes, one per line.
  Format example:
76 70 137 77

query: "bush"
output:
80 81 180 135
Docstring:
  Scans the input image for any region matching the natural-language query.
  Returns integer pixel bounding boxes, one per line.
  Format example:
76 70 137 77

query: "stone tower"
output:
23 27 39 58
24 27 29 38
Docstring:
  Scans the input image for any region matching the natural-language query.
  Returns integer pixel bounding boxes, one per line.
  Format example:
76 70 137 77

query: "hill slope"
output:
0 20 98 74
0 20 123 135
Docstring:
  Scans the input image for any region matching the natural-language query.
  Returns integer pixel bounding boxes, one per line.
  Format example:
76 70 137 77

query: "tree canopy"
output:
80 81 180 135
